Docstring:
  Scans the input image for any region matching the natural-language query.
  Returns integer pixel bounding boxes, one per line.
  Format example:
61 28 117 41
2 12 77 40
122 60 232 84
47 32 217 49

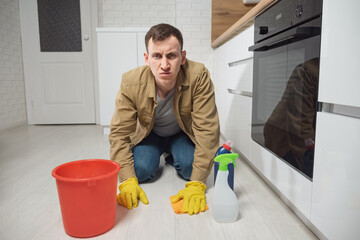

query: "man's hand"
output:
171 181 207 215
117 177 149 209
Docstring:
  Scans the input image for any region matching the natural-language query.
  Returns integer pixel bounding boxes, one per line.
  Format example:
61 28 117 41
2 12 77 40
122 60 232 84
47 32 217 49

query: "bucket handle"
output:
88 179 96 187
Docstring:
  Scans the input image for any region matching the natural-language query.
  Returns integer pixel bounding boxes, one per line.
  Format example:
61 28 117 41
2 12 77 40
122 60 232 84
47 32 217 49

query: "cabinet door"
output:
97 32 137 126
318 1 360 107
212 42 230 136
250 140 313 218
311 112 360 239
222 94 252 160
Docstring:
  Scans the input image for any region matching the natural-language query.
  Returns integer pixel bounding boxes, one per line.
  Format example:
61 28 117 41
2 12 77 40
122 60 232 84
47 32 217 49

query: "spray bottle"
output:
214 140 234 190
213 153 239 223
215 140 232 156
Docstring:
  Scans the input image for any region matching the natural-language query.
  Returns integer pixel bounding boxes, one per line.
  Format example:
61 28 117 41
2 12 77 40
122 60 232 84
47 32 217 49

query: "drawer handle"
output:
228 57 253 67
227 89 252 97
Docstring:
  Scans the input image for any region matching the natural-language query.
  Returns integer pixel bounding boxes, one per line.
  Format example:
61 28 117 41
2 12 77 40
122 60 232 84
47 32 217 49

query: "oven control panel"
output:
254 0 322 43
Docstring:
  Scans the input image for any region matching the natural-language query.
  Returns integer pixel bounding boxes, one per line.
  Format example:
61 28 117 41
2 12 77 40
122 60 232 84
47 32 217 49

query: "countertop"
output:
211 0 278 48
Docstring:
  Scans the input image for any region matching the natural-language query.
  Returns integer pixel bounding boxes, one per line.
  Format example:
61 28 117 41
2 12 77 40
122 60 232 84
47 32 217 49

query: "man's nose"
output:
161 58 170 69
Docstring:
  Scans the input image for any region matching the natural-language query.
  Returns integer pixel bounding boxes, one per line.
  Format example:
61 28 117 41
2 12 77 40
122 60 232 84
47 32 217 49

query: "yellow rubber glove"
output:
117 177 149 210
171 181 207 215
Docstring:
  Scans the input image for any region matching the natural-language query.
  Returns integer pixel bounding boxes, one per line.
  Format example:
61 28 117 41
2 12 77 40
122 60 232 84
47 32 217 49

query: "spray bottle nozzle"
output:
214 153 239 171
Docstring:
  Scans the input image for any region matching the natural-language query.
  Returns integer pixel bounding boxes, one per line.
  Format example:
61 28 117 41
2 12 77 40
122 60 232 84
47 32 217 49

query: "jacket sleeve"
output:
109 76 137 182
190 68 220 183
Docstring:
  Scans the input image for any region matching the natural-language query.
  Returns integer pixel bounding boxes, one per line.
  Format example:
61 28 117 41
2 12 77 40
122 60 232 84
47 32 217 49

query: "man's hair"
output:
145 23 183 52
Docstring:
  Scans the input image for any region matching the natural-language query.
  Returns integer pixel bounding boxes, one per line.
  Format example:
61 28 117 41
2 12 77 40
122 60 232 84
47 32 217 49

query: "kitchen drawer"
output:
221 93 252 160
212 27 253 161
226 25 254 64
226 57 253 94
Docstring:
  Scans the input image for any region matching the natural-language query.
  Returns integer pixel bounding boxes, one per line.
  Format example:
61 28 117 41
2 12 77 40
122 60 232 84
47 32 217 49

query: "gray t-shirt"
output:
152 87 181 137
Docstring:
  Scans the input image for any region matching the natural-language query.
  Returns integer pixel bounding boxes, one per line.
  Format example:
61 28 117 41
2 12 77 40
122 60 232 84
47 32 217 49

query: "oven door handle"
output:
248 26 321 52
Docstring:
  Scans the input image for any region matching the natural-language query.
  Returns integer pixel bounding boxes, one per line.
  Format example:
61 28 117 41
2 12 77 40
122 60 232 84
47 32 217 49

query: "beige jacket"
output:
109 59 220 183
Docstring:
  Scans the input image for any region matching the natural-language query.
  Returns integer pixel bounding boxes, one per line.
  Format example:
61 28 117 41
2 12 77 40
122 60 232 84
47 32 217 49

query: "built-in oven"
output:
249 0 323 179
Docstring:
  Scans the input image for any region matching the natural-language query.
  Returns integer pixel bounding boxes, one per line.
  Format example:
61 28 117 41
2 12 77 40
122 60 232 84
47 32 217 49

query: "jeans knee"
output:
134 163 157 182
175 160 193 180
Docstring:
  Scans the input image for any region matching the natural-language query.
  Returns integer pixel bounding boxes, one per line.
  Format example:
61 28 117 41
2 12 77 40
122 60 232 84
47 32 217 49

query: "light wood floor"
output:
0 124 318 240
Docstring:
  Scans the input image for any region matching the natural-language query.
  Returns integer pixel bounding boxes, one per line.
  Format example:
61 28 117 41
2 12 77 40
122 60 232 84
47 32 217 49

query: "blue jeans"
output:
132 131 195 182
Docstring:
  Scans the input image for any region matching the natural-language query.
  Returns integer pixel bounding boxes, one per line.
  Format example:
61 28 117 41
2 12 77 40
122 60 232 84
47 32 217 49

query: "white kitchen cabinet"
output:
225 59 253 160
223 94 252 160
226 25 254 64
97 28 147 127
212 41 230 137
250 140 313 219
212 2 360 239
310 2 360 238
311 1 360 239
213 43 252 159
212 25 254 160
318 0 360 108
311 112 360 239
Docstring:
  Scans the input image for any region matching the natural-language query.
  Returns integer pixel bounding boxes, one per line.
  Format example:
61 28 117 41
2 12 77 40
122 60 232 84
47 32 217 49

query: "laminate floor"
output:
0 124 318 240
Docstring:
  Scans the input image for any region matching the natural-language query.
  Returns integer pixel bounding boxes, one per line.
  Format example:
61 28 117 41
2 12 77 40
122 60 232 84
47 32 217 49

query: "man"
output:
109 23 220 215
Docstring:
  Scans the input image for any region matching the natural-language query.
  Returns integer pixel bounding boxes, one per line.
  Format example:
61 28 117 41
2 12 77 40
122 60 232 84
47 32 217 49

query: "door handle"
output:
83 34 90 41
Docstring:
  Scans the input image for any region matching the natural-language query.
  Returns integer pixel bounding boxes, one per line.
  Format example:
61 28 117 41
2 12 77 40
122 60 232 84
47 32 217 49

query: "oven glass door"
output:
251 24 321 179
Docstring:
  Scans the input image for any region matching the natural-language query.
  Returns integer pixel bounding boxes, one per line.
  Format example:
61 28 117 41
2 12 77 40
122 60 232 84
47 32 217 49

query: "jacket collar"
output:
176 61 190 91
146 71 156 99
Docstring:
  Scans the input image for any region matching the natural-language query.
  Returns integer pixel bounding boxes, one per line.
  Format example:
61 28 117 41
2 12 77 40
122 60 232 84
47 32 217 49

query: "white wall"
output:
0 0 212 130
0 0 27 130
98 0 213 68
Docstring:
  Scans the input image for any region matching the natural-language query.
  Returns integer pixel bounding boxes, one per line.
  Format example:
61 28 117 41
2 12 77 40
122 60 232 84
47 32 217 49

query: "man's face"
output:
144 36 186 86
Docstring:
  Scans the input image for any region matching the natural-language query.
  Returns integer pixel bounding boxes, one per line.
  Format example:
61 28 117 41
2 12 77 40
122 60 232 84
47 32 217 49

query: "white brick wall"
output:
176 0 212 67
0 0 213 130
99 0 213 68
0 0 27 130
102 0 176 27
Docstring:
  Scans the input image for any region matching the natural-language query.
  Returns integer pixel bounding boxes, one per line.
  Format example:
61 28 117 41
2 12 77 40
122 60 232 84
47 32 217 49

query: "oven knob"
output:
259 26 268 35
295 5 303 18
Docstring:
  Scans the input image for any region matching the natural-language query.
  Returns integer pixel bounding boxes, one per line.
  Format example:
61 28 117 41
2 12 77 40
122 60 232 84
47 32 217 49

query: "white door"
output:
19 0 96 124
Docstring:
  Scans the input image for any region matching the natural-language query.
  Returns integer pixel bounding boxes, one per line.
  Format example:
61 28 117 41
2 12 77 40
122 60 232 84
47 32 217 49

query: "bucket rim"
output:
51 159 120 183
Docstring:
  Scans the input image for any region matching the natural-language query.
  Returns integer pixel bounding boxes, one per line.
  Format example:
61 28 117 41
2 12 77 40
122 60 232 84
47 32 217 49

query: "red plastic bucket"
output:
52 159 120 238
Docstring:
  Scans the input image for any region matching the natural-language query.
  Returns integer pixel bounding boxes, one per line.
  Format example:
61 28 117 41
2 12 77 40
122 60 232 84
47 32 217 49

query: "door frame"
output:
19 0 100 124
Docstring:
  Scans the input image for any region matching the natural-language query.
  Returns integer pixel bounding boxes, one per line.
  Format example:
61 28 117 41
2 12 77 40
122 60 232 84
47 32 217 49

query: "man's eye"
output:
167 53 176 59
153 54 161 59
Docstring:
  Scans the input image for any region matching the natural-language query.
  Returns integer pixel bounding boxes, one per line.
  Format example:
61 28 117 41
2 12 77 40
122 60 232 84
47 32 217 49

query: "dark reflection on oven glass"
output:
263 58 319 178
